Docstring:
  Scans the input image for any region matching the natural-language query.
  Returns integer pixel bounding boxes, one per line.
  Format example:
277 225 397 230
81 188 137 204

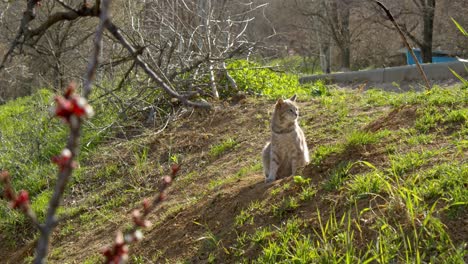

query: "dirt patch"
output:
365 105 417 132
2 94 466 263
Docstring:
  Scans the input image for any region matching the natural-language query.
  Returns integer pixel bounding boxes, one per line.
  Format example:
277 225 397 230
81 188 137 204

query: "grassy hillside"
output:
0 84 467 263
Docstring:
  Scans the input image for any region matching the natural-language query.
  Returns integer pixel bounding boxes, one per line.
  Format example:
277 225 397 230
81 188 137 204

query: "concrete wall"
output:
300 61 468 91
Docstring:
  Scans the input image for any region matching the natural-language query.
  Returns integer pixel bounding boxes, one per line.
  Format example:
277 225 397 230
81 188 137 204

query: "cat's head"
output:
275 94 299 122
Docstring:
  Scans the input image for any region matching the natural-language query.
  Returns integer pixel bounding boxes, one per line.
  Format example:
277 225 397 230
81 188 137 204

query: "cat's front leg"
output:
291 158 298 177
266 151 279 183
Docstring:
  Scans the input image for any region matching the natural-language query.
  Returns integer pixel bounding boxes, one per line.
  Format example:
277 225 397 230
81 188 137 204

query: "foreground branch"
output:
32 1 110 263
373 0 431 90
102 164 180 263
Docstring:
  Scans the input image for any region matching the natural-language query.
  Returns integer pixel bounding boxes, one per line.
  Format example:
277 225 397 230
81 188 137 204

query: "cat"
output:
262 94 309 183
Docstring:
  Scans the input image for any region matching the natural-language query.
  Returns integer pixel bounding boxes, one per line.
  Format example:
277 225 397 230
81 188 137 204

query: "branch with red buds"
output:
32 0 110 261
101 164 181 264
0 171 41 230
0 79 96 264
54 82 95 123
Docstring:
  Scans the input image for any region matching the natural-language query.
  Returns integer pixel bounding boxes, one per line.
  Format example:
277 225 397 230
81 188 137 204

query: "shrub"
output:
224 60 309 98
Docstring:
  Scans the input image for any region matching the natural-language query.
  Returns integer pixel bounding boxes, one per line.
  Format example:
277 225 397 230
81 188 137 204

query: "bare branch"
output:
373 1 431 90
0 0 40 71
105 21 212 109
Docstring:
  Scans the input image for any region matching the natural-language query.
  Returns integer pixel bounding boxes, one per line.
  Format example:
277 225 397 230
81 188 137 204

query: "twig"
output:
0 0 39 71
104 21 212 109
102 164 181 263
222 61 238 90
373 1 431 91
0 171 42 231
0 1 101 73
33 1 110 263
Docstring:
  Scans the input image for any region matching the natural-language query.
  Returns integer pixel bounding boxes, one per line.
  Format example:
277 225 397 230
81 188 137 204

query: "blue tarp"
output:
406 49 457 65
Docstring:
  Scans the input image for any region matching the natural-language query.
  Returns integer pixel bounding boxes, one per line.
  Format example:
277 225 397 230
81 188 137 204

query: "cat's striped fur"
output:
262 95 309 183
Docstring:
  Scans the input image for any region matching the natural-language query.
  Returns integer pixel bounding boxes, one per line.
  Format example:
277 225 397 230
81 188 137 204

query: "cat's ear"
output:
289 94 297 101
275 98 284 108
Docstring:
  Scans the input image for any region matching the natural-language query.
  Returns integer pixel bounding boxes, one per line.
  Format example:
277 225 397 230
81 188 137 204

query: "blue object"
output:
406 48 457 65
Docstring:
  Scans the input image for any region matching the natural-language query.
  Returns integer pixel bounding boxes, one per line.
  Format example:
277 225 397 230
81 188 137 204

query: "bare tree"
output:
0 0 264 107
369 0 437 63
401 0 436 63
295 0 366 71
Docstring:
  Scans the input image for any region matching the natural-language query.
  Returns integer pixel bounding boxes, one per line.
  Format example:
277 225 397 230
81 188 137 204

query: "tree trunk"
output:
313 15 331 74
320 44 331 74
339 2 351 70
420 0 436 63
340 44 351 71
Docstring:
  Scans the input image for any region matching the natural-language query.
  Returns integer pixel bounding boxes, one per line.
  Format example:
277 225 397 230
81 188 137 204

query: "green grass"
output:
0 88 120 245
1 71 467 263
346 170 387 199
311 143 344 165
209 137 238 158
323 161 354 191
225 60 312 98
388 150 437 177
345 130 386 148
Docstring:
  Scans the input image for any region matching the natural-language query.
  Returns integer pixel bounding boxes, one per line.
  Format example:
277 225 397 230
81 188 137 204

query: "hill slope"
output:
1 85 467 263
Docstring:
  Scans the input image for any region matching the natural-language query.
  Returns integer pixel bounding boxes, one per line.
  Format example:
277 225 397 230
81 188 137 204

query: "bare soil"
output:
1 95 466 263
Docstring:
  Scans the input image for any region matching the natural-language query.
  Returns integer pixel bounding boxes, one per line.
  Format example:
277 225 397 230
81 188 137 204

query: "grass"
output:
311 143 344 165
345 130 385 148
323 161 354 191
388 150 437 177
1 74 467 263
209 137 238 158
346 170 387 199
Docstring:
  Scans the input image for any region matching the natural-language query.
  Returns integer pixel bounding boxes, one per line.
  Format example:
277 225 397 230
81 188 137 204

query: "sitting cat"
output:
262 95 309 183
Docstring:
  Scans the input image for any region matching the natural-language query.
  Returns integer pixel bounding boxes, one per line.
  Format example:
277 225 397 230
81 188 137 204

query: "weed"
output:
82 254 103 264
323 161 353 191
195 223 222 253
389 150 436 177
445 108 468 124
235 210 254 227
293 175 310 186
299 186 317 201
312 143 344 165
59 221 76 237
225 60 309 99
402 128 435 145
30 190 53 221
415 105 444 133
308 79 330 97
415 162 468 216
131 255 145 264
272 196 299 218
209 137 238 158
93 164 119 182
250 227 273 244
345 130 382 148
346 170 387 199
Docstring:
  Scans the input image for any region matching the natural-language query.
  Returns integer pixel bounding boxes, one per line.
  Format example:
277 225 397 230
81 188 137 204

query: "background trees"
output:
0 0 467 102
